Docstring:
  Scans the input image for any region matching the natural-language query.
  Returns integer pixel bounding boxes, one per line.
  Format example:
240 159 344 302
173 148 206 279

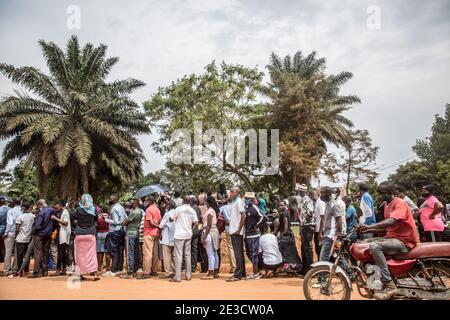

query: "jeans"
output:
174 238 191 281
18 239 34 273
32 234 51 275
3 236 17 273
367 237 409 282
127 236 141 274
107 231 125 273
300 226 314 271
205 234 219 271
56 243 68 270
245 236 260 274
314 232 321 258
191 236 199 272
319 236 354 279
231 234 246 278
15 242 29 273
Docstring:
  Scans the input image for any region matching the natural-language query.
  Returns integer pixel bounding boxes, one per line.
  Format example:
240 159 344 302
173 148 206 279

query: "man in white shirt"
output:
3 199 22 275
314 193 326 258
14 201 34 276
173 191 183 207
50 200 71 276
169 196 198 282
159 200 176 278
258 223 282 277
333 188 347 233
226 186 246 282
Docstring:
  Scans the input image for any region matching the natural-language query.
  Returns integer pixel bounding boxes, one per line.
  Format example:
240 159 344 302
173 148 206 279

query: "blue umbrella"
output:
134 184 168 199
0 194 12 202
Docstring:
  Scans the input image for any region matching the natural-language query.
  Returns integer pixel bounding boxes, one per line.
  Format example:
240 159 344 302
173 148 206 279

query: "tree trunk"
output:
224 163 254 191
291 171 297 191
37 165 48 199
81 165 89 194
346 149 352 195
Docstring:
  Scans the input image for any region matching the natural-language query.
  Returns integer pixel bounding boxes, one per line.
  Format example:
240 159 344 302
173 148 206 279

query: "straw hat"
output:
244 192 256 199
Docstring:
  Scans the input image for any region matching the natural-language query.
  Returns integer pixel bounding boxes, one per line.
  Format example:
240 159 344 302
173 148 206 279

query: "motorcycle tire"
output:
353 268 374 299
412 261 450 289
303 265 352 300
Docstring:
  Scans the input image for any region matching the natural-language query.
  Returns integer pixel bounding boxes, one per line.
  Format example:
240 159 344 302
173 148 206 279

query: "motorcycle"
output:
303 229 450 300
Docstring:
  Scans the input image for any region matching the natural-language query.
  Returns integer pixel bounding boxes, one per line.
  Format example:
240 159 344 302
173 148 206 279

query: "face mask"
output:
381 193 392 202
245 199 253 206
320 196 330 202
421 192 430 198
108 200 114 206
331 194 336 200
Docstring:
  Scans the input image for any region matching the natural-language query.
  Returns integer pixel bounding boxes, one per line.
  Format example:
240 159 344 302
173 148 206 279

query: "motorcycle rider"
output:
359 181 419 300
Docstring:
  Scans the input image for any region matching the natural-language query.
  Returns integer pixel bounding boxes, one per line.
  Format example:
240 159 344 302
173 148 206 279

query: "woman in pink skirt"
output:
74 194 100 280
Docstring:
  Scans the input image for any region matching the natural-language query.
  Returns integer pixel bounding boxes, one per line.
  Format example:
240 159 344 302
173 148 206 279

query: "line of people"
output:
0 182 448 281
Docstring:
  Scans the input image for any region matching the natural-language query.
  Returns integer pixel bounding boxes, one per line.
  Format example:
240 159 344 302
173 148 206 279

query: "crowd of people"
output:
0 181 448 292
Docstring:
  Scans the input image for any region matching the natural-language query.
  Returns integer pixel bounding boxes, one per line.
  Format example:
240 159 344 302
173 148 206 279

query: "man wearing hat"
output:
243 192 265 280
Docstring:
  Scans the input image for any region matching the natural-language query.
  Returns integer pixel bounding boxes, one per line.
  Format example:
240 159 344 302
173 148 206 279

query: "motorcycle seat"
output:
395 242 450 259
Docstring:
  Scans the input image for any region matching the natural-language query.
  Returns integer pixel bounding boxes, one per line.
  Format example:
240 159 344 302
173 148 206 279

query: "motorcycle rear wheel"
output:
412 261 450 289
303 266 352 300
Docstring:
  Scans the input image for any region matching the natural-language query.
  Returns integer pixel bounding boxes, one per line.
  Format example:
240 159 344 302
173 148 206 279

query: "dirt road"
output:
0 271 364 300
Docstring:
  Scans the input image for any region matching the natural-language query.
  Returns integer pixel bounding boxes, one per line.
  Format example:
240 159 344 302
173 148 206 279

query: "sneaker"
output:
102 271 117 277
246 273 261 280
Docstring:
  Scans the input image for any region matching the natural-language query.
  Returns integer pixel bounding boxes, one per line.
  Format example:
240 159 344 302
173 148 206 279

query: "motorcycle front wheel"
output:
303 266 352 300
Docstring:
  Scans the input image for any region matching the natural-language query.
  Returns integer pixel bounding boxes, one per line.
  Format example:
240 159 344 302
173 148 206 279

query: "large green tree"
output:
266 50 360 189
390 104 450 200
337 129 379 194
0 35 150 200
145 61 267 191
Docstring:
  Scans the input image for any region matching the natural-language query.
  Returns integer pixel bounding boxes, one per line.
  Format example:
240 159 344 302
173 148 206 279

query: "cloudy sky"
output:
0 0 449 185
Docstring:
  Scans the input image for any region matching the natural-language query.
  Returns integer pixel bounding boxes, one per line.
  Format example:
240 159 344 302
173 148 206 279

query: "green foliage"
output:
390 104 450 200
337 129 379 193
266 50 360 190
0 35 150 200
144 61 267 190
413 103 450 167
7 163 39 202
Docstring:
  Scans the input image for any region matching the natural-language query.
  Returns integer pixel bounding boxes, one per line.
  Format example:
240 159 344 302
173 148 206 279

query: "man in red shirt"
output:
141 196 161 278
359 181 419 300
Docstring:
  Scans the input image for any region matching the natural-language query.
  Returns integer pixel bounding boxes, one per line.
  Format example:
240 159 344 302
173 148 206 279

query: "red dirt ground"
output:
0 234 364 300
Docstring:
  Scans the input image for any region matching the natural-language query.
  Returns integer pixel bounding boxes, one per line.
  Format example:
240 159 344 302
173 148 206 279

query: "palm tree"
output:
0 35 150 200
266 50 361 188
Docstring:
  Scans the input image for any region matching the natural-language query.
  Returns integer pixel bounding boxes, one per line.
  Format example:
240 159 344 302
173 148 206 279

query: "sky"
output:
0 0 449 186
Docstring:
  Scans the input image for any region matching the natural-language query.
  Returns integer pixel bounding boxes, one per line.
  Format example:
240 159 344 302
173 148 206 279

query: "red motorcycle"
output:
303 229 450 300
